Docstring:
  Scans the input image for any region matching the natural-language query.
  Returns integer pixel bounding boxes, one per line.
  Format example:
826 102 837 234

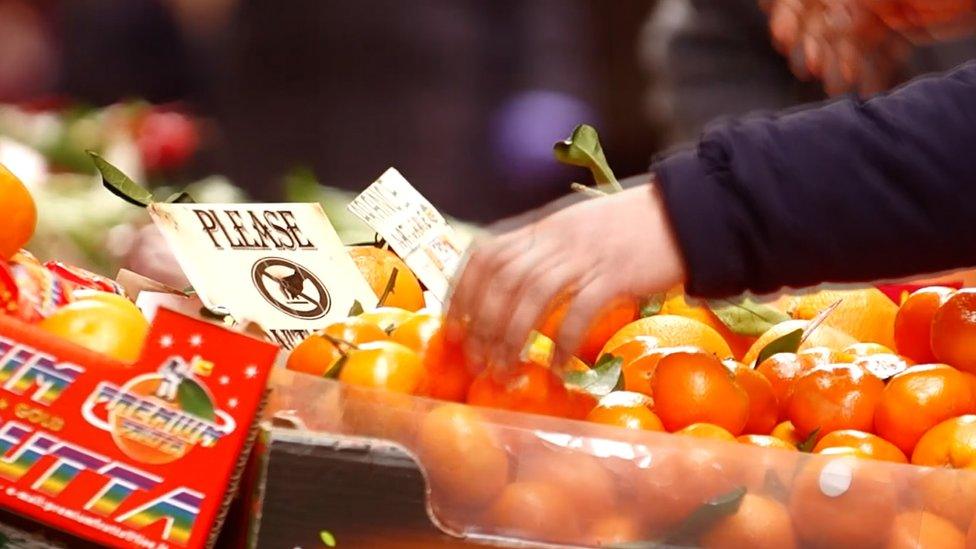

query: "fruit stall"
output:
1 115 976 548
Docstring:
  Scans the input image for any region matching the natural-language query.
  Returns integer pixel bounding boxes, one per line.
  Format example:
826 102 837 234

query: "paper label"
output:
149 203 377 350
347 168 465 300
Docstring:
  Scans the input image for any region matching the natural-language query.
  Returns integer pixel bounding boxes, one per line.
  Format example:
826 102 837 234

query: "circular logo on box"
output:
251 257 330 319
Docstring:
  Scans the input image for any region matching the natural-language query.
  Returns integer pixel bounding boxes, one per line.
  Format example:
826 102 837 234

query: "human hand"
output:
864 0 975 34
445 183 686 374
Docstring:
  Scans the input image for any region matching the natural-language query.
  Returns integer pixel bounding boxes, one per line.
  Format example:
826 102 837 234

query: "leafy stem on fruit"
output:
377 267 399 307
88 151 195 206
797 428 820 452
553 124 622 195
569 182 608 198
800 298 844 342
754 328 803 367
706 296 789 337
662 486 747 546
563 354 623 397
639 293 666 318
319 332 359 353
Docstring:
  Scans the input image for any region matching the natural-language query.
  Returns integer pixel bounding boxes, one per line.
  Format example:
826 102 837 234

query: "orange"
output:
337 340 424 394
700 494 798 549
742 319 857 366
837 342 895 361
771 421 802 447
912 415 976 467
660 286 757 360
0 164 36 260
852 353 912 382
586 514 641 546
539 295 638 364
895 287 955 363
634 447 737 536
391 313 471 402
756 352 820 420
466 361 572 418
729 361 778 435
39 295 148 363
520 332 590 372
485 481 581 543
585 391 663 431
874 364 976 456
888 511 966 549
813 429 907 463
737 434 796 450
347 245 425 311
677 422 735 441
787 363 884 441
789 454 897 547
567 388 598 420
785 287 898 348
600 315 733 361
915 469 976 529
357 306 415 333
417 404 509 508
599 335 660 366
620 345 700 397
286 318 387 376
932 290 976 374
516 449 617 520
652 351 749 435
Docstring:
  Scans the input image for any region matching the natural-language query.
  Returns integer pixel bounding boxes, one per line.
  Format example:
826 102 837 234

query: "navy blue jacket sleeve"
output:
652 61 976 298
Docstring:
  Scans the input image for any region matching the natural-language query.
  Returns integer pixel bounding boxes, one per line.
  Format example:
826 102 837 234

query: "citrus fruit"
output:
586 514 641 546
391 313 471 401
417 404 509 508
466 361 572 418
785 287 898 348
912 415 976 467
539 295 638 364
660 286 757 360
348 245 425 311
620 345 700 397
895 287 956 363
931 290 976 374
888 510 966 549
700 494 798 549
485 481 581 543
771 421 802 447
0 163 36 260
286 317 387 376
852 353 912 381
787 363 884 441
520 332 589 371
728 361 778 435
915 469 976 529
742 319 857 366
812 429 907 463
337 340 424 394
677 422 736 441
600 315 733 361
39 296 148 362
599 335 660 366
567 388 598 419
357 306 415 333
789 454 897 547
516 449 617 520
737 434 796 450
652 351 749 435
585 391 663 431
838 342 895 360
756 353 818 420
874 364 976 455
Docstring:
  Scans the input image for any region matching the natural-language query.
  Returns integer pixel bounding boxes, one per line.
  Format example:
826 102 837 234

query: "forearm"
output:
654 61 976 297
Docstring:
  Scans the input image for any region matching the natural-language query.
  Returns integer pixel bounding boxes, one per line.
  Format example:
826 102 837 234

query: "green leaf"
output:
639 293 666 318
323 355 346 379
663 486 747 546
88 151 154 207
553 124 622 194
797 428 820 453
754 328 803 367
166 191 196 203
706 297 790 337
347 300 365 317
176 378 216 422
564 354 623 397
319 530 337 547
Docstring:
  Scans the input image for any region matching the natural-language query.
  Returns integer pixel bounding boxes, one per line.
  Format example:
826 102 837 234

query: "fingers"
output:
552 279 614 372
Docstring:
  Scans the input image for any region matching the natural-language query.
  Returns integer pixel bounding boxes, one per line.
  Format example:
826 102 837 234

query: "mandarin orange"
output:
652 351 749 435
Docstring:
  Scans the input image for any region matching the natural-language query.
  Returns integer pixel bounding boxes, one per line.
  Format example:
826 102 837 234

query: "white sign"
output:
347 168 466 301
149 203 377 349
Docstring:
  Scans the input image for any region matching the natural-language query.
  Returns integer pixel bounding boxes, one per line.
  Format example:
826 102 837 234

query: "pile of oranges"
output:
285 277 976 547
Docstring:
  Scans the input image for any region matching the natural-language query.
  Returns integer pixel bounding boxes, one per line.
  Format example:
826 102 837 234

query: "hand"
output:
864 0 975 34
445 183 686 373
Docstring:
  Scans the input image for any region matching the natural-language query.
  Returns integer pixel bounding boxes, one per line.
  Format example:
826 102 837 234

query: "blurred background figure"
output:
0 0 58 102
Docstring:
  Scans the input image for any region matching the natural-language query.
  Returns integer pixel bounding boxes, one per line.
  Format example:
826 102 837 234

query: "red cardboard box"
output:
0 308 277 548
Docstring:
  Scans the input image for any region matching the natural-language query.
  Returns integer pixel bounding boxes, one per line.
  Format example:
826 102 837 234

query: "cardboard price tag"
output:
0 309 277 548
347 168 466 301
148 204 377 350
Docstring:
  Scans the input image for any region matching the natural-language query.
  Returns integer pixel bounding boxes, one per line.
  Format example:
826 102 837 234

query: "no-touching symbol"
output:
251 257 330 319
